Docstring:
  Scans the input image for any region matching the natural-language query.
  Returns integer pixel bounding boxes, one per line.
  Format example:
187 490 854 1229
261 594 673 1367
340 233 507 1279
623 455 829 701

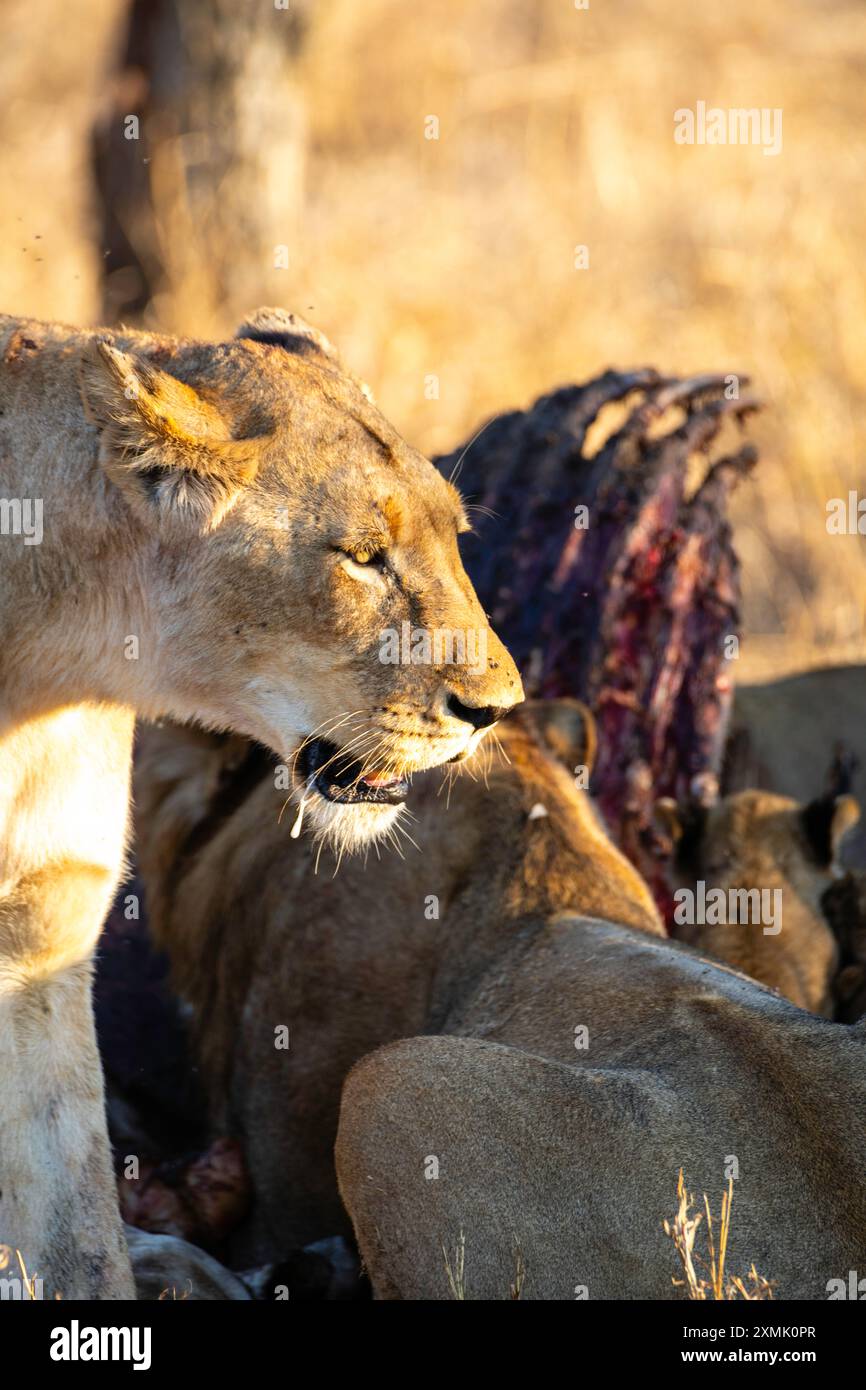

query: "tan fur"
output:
730 664 866 869
0 308 520 1297
336 1000 866 1299
135 705 866 1299
658 788 859 1015
134 700 662 1258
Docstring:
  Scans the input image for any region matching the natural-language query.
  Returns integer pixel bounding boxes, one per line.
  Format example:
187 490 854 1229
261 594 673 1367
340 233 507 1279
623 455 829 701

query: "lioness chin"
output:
0 307 520 1298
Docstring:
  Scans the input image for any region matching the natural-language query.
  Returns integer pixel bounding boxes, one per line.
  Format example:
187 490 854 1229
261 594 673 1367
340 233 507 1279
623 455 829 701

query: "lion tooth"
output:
290 797 307 839
528 802 548 821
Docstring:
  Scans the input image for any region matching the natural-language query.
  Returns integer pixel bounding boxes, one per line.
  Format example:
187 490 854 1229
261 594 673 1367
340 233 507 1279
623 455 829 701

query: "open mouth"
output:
298 738 410 805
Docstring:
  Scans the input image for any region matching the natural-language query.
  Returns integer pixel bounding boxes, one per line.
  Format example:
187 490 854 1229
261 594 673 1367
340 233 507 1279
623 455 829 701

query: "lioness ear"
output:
80 339 260 531
235 307 376 402
235 307 340 366
801 793 861 867
524 698 597 778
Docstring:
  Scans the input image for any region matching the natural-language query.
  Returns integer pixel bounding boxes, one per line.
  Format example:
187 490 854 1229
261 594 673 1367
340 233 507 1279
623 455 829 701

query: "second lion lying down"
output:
135 700 660 1252
134 701 866 1298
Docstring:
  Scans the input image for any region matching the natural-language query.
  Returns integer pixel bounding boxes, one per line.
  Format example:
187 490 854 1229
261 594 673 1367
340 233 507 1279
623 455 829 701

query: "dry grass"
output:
509 1242 526 1301
442 1228 466 1300
441 1231 526 1299
2 0 864 667
292 0 866 668
0 1243 58 1299
158 1282 192 1301
663 1169 775 1300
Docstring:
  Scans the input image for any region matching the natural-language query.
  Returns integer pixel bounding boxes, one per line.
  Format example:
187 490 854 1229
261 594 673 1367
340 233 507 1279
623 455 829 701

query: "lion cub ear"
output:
654 798 684 844
524 698 598 779
653 798 709 865
801 793 861 867
80 338 261 532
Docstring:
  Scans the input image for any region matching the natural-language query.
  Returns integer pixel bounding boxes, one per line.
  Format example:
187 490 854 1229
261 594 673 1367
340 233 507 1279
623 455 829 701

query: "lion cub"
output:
656 786 859 1015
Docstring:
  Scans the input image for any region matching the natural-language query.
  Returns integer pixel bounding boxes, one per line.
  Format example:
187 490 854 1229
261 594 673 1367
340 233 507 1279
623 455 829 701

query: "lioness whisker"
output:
289 713 368 776
299 728 380 784
489 728 511 767
292 711 363 764
464 502 500 522
395 824 422 855
313 836 326 876
296 710 365 749
447 412 503 485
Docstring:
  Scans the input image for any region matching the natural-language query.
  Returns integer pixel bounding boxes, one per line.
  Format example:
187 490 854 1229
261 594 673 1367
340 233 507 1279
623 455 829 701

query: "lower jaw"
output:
294 790 405 854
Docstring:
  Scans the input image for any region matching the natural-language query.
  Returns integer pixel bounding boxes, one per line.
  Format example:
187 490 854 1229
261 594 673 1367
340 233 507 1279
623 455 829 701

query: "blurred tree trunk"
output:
94 0 312 335
0 0 126 324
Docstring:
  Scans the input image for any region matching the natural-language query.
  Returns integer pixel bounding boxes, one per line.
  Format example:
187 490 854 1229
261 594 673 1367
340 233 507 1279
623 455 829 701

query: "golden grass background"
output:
2 0 865 674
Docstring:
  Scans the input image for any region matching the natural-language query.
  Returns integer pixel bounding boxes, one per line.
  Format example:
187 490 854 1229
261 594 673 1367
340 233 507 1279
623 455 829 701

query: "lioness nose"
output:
446 694 513 731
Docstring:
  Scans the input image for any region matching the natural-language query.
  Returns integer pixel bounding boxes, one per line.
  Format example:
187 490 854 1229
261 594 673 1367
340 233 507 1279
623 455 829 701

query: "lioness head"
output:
81 308 522 849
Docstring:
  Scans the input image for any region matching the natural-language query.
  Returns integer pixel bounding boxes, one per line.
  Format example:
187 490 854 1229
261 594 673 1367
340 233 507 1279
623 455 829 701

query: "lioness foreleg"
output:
0 859 135 1298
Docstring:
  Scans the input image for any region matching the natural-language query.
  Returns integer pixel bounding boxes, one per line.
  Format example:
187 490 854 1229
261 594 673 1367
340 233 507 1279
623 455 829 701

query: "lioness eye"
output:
347 546 385 567
336 546 389 580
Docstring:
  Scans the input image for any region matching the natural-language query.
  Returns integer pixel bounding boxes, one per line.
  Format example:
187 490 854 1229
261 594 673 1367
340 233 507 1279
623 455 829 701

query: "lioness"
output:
0 308 520 1298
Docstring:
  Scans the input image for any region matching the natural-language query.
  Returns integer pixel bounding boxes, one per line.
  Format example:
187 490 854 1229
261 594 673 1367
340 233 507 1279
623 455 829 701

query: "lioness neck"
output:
0 327 155 724
0 321 144 1297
